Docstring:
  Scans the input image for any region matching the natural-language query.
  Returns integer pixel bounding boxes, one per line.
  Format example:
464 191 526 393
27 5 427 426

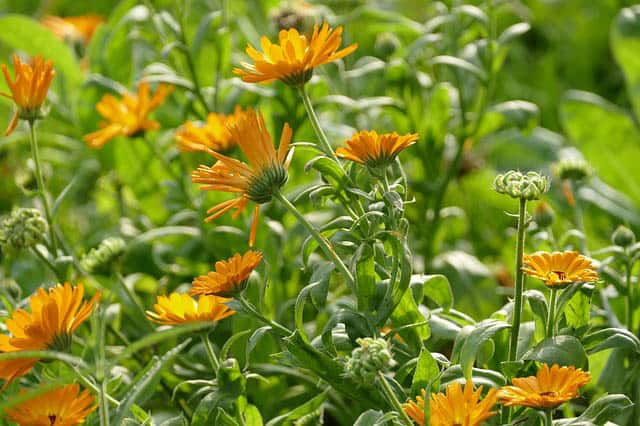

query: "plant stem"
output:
201 332 220 373
298 86 341 164
508 197 527 362
546 287 558 338
377 371 413 426
238 294 292 336
545 409 553 426
30 246 62 281
27 120 57 255
274 191 355 289
115 272 154 330
626 262 634 331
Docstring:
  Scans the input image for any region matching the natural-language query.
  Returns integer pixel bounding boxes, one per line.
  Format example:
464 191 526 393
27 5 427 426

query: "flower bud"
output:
534 201 555 228
80 237 126 273
612 225 635 247
344 337 395 384
0 208 47 253
554 158 592 182
375 32 401 59
493 170 549 201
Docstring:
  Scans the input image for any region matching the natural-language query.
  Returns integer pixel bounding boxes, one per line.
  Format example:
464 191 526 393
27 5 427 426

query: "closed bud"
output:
0 208 47 253
534 202 555 228
344 337 395 385
612 225 635 247
80 237 126 273
375 32 401 59
493 170 549 200
554 158 592 182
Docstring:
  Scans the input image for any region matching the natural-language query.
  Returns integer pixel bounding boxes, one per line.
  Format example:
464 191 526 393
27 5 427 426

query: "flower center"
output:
247 163 288 204
540 391 558 397
49 414 57 425
547 270 567 282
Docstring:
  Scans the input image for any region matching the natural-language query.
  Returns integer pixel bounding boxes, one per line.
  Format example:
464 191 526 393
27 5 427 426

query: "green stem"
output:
115 272 154 330
546 287 558 338
298 86 341 164
238 294 292 336
27 120 57 255
545 409 553 426
99 381 111 426
274 191 355 289
626 262 634 331
377 371 413 426
31 246 63 281
201 332 220 373
508 197 527 362
72 367 120 406
571 181 587 254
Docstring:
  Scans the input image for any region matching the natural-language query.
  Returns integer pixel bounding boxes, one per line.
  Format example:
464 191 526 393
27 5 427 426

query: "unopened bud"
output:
612 225 635 247
375 32 401 59
0 208 47 253
80 237 126 273
344 337 395 384
534 202 555 228
493 170 549 201
554 158 592 182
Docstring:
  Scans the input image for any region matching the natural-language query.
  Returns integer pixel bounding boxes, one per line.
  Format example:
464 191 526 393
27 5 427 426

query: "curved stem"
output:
201 332 220 373
238 294 292 336
28 120 57 255
298 86 341 165
508 198 527 362
274 191 355 289
546 287 558 338
377 371 413 426
31 246 62 281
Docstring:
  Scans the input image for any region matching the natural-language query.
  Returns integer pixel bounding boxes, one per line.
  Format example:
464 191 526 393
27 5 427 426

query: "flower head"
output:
146 293 235 325
0 283 100 388
192 110 293 246
234 21 358 86
493 170 550 200
0 208 48 253
336 130 418 169
80 237 126 274
83 82 173 148
191 251 263 297
176 107 251 153
403 380 498 426
344 337 395 384
1 54 55 135
5 383 97 426
498 364 591 409
522 251 598 288
42 15 104 45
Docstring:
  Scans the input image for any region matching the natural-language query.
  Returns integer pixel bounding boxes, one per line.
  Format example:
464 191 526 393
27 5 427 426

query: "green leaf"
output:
415 274 453 311
265 391 327 426
353 410 398 426
611 6 640 121
245 326 272 368
582 327 640 354
354 243 377 311
556 394 633 425
456 319 510 379
563 285 593 329
411 349 440 398
431 55 487 81
132 226 201 244
391 289 430 352
524 290 548 339
523 336 588 369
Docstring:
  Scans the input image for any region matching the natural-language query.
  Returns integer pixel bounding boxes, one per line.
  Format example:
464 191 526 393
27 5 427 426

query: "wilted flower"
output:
191 110 293 246
498 364 591 409
190 251 263 297
522 251 598 288
344 337 395 384
493 170 549 200
80 237 126 273
234 22 358 86
1 54 55 135
84 82 174 148
176 107 251 153
611 225 635 247
42 15 104 45
0 208 47 253
146 293 235 325
5 383 97 426
336 130 418 169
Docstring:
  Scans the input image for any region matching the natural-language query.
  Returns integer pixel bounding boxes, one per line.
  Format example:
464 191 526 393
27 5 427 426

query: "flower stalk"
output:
546 287 559 338
201 332 220 373
237 294 292 337
377 371 413 426
298 86 342 164
509 197 527 362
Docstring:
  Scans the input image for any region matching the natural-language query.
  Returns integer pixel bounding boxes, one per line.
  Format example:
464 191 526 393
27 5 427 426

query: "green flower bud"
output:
554 158 592 182
534 201 555 228
344 337 395 385
612 225 635 247
0 208 47 253
217 358 246 398
80 237 126 273
375 32 401 59
493 170 549 201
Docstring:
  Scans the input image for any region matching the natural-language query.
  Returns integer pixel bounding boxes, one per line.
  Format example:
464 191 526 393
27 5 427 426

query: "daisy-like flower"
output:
1 54 55 136
190 251 263 297
176 107 251 153
498 364 591 409
5 383 97 425
234 21 358 86
0 283 100 388
522 251 598 288
403 380 498 426
146 293 235 325
336 130 418 169
191 110 293 246
42 15 104 45
83 82 174 149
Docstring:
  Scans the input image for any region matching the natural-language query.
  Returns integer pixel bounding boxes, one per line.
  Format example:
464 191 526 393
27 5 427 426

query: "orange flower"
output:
1 54 55 135
192 110 293 246
522 251 598 288
5 383 97 425
83 82 173 148
0 283 100 388
191 251 263 297
336 130 418 168
498 364 591 409
176 107 251 153
403 380 498 426
234 22 358 86
42 15 104 45
146 293 235 325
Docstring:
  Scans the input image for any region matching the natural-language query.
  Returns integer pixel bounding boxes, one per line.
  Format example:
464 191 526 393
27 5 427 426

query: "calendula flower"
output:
5 383 97 426
234 21 358 86
190 251 263 297
83 82 174 149
0 283 100 388
522 251 598 288
42 15 104 45
403 380 498 426
176 107 251 153
1 54 55 136
146 293 235 325
336 130 418 169
498 364 591 409
192 110 293 246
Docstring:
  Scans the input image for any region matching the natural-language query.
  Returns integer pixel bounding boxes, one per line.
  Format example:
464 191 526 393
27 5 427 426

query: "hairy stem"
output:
377 371 413 426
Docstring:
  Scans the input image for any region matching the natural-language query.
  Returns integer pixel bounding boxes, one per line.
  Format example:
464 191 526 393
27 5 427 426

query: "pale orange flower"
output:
176 107 251 153
336 130 418 168
42 15 104 45
522 251 598 288
190 251 263 297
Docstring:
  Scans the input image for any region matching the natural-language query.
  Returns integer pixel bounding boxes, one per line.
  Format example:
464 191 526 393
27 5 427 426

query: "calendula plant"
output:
0 1 640 426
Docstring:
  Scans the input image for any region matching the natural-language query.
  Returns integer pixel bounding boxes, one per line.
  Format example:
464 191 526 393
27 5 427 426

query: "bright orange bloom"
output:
336 130 418 168
1 54 55 136
146 293 235 325
191 251 263 297
5 383 97 425
192 110 293 246
234 22 358 86
176 107 251 153
0 283 100 388
42 15 104 45
403 380 498 426
83 82 173 148
498 364 591 409
522 251 598 288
